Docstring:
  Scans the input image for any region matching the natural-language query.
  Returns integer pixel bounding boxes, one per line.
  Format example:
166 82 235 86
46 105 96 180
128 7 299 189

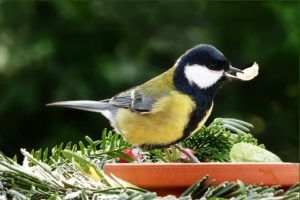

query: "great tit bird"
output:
48 44 258 162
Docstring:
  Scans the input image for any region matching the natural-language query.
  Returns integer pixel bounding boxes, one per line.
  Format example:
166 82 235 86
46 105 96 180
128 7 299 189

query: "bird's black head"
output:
173 44 245 101
179 44 230 72
173 44 243 95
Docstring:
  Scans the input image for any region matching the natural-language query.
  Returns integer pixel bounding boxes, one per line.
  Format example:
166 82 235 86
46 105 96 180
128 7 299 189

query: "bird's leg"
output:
132 147 142 164
174 144 200 163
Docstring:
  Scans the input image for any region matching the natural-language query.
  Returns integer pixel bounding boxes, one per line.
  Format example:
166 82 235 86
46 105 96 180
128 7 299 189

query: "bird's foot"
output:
174 144 200 163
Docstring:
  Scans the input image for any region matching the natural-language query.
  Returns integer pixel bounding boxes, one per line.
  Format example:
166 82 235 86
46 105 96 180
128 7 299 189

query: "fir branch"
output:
29 129 132 166
181 118 262 162
1 150 299 199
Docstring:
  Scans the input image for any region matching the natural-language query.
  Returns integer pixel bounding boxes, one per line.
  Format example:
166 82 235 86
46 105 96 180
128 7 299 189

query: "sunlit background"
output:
0 1 298 161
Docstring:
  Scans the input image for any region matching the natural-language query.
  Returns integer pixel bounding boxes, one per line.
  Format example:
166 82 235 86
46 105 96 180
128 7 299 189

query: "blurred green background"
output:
0 1 298 161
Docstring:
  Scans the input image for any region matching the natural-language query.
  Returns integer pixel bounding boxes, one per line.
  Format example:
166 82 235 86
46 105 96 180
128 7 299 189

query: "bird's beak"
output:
224 62 259 81
224 65 244 80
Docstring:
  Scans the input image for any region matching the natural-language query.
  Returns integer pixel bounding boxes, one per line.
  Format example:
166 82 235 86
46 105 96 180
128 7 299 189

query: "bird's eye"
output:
208 63 225 71
208 64 217 69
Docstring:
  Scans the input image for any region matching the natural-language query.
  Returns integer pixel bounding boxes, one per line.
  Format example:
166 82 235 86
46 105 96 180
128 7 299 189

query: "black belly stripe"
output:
173 99 212 143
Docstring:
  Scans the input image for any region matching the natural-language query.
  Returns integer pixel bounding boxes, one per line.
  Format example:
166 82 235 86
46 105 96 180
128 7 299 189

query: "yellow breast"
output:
115 91 196 146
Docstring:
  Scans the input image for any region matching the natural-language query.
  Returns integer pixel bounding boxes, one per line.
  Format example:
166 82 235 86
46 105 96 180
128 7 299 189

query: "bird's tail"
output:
46 100 112 113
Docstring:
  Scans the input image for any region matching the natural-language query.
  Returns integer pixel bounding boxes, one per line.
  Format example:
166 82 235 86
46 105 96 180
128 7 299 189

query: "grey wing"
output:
108 87 156 112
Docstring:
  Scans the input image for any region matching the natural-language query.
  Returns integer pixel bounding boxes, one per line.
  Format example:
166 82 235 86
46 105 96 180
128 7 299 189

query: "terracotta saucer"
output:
104 163 299 196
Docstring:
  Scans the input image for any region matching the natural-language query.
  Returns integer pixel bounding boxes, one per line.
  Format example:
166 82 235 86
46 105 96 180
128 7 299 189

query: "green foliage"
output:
235 133 263 147
145 147 182 163
0 149 153 199
182 118 261 162
181 177 300 200
183 125 233 162
28 129 132 166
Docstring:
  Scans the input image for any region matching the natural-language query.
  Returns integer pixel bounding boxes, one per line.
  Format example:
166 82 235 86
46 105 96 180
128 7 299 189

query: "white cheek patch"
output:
184 64 223 89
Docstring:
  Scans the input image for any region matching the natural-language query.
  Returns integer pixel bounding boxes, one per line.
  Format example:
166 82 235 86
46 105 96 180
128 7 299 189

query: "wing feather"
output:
108 67 175 112
109 87 156 112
